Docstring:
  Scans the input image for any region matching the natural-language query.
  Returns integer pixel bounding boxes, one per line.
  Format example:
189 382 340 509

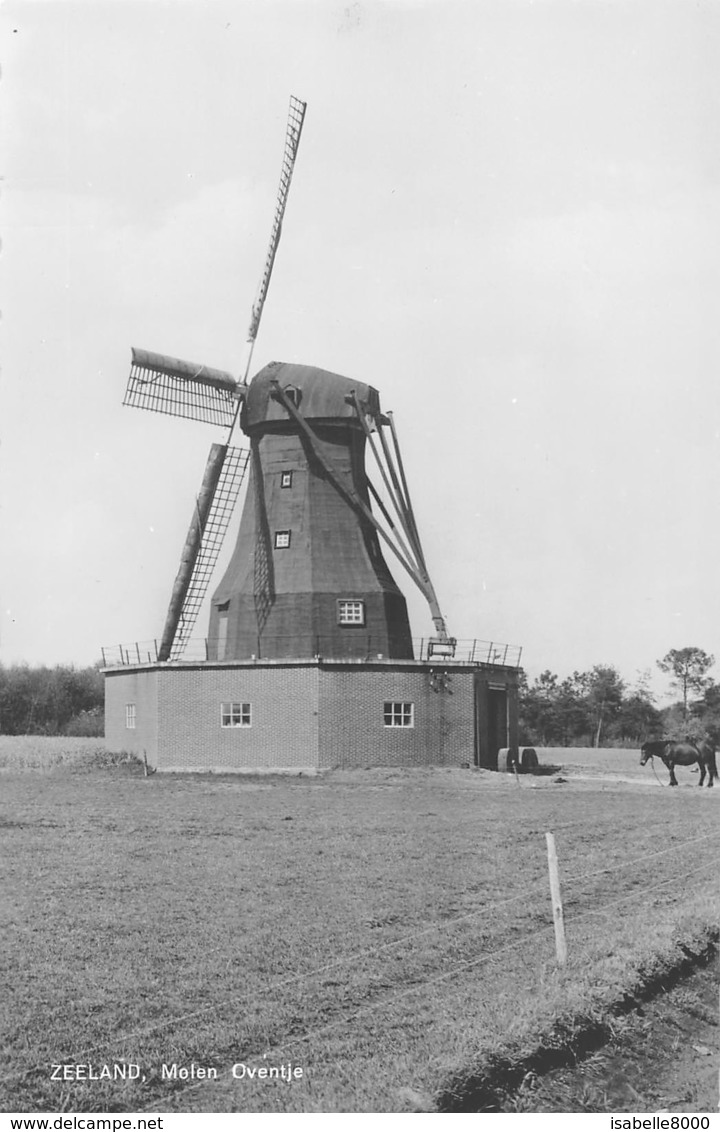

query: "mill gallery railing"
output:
101 636 523 669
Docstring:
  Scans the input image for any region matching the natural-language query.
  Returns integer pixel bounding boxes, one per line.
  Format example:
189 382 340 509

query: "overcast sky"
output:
2 0 719 700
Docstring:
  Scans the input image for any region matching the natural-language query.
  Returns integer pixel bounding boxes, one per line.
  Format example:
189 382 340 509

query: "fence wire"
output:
9 822 719 1092
138 860 720 1110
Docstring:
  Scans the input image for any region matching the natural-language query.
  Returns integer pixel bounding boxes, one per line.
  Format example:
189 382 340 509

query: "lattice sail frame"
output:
169 446 250 660
120 96 307 660
124 348 239 427
246 95 306 349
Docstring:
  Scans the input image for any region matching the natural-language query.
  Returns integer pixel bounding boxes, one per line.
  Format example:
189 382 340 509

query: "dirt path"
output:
505 959 719 1114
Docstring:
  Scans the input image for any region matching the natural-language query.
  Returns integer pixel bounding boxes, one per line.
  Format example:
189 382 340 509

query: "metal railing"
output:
101 635 522 670
417 638 522 667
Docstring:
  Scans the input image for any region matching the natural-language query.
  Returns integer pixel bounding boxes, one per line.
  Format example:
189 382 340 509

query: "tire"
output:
521 747 539 773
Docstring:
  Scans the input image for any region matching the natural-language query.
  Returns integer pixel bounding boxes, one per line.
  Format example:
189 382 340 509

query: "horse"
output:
640 739 717 788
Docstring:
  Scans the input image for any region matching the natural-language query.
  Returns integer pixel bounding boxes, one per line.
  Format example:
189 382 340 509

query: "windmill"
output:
123 96 454 664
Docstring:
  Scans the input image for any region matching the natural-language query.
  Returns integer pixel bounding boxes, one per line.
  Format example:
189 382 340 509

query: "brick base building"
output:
104 658 519 772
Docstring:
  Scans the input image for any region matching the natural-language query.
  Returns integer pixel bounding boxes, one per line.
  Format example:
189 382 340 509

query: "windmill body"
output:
104 95 522 775
208 362 414 661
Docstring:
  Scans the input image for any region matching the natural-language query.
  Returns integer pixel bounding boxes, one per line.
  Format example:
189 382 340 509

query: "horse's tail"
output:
696 738 718 779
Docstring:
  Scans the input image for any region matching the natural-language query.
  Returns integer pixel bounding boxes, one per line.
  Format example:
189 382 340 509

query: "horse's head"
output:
640 741 654 766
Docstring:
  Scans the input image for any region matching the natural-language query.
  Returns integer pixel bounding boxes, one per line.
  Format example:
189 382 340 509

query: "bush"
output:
662 716 709 743
62 708 104 737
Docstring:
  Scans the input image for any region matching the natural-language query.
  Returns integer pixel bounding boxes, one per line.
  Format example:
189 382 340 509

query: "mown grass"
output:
538 746 675 781
1 740 718 1113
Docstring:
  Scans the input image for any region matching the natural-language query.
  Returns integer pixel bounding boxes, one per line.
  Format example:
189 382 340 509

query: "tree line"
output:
1 645 717 745
0 663 104 736
519 647 719 748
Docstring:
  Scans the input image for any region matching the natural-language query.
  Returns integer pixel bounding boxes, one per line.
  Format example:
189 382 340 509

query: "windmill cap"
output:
242 361 381 432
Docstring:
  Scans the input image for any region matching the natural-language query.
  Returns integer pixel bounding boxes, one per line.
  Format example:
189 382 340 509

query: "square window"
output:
383 701 414 727
338 599 365 626
274 530 291 549
280 471 293 488
221 702 252 728
125 704 136 729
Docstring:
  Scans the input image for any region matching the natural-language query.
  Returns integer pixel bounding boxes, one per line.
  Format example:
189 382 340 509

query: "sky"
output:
1 0 719 702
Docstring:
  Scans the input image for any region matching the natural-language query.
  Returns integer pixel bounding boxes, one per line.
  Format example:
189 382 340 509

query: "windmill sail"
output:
241 94 306 380
246 97 306 343
125 347 239 427
160 445 250 661
122 95 307 661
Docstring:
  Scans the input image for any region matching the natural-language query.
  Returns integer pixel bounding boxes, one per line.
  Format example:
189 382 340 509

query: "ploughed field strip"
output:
2 761 718 1113
502 956 720 1114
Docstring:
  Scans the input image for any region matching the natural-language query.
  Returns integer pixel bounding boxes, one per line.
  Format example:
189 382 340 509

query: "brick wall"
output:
154 663 319 771
105 660 517 772
317 664 476 768
105 669 159 760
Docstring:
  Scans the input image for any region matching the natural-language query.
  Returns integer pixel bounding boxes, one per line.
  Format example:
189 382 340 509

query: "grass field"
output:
0 736 131 772
1 738 718 1113
534 746 695 783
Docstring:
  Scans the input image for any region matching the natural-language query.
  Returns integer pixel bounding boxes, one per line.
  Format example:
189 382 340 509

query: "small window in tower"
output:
280 471 293 489
338 599 365 626
221 702 252 728
126 704 136 729
274 530 291 549
384 701 414 728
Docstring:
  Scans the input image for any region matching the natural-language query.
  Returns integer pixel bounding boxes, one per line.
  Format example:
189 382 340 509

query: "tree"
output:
554 673 591 745
657 647 715 720
518 660 681 749
581 665 625 747
612 669 661 744
681 680 720 744
0 663 104 735
518 670 559 745
615 693 662 744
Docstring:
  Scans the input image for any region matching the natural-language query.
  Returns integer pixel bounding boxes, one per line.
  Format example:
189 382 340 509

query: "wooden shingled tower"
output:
208 362 413 660
121 97 454 664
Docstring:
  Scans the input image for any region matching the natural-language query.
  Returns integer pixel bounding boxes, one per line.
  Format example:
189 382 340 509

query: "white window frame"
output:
125 704 136 729
280 471 293 488
274 530 291 549
337 599 366 626
221 702 252 728
383 701 414 728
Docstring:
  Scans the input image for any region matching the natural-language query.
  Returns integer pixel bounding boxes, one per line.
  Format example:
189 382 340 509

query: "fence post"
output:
545 832 567 966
